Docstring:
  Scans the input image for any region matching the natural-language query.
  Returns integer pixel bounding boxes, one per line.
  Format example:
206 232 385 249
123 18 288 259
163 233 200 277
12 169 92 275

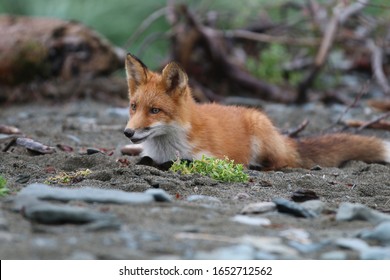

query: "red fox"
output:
123 53 390 170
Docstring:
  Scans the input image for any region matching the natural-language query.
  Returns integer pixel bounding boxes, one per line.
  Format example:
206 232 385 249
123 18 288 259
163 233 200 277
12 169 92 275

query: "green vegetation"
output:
0 0 305 69
246 43 303 86
170 155 249 183
0 175 9 197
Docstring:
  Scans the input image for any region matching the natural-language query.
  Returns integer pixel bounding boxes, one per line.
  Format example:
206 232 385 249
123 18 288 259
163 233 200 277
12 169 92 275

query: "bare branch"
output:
367 39 390 95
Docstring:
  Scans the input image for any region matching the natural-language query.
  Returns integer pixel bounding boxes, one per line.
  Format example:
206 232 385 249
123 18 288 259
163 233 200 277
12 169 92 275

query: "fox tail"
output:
296 133 390 168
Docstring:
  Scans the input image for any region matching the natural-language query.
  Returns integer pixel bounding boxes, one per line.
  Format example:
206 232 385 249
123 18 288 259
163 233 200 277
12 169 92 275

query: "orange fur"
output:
124 54 390 170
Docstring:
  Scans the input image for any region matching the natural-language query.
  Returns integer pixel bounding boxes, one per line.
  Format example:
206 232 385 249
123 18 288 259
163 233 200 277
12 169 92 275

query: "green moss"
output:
170 155 249 183
0 175 9 197
45 169 92 185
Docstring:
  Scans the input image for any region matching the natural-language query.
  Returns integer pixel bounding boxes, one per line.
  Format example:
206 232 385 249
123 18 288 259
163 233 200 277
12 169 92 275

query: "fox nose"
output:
124 128 135 139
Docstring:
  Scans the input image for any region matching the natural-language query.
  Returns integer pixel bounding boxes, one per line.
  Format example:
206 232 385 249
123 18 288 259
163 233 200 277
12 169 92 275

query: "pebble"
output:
300 200 325 216
273 198 318 218
288 241 326 254
31 237 58 249
336 202 390 224
69 251 96 260
335 238 370 252
240 201 276 214
121 144 143 156
359 222 390 245
231 215 271 226
195 244 255 260
186 195 222 205
320 250 348 260
241 236 299 257
279 228 311 244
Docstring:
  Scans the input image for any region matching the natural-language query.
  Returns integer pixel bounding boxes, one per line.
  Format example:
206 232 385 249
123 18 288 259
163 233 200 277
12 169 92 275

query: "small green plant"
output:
170 155 249 183
246 43 303 86
0 175 9 196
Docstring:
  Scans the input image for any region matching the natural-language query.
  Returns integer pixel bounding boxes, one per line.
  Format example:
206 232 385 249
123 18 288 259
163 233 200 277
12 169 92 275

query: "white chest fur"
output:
141 123 193 163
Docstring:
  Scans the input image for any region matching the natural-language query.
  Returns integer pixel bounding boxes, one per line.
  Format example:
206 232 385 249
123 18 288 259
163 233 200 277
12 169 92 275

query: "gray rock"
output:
17 183 155 206
360 247 390 260
145 188 173 202
320 251 348 260
187 195 222 205
335 238 370 252
359 222 390 245
23 199 118 225
301 200 325 216
69 251 96 260
195 244 255 260
241 235 299 258
273 198 317 218
31 237 58 249
254 251 278 260
240 202 276 214
288 241 327 254
336 202 390 224
231 215 271 226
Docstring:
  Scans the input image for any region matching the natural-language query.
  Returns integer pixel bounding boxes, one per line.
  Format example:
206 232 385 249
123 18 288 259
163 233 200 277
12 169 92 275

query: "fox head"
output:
123 54 192 144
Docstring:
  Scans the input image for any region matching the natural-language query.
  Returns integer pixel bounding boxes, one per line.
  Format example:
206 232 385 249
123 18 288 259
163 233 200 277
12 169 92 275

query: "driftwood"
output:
0 15 125 85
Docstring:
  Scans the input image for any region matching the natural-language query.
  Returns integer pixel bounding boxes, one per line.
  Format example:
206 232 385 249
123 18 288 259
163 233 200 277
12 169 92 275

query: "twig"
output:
335 82 369 125
323 81 369 133
297 0 370 103
367 39 390 95
357 111 390 131
297 4 342 103
221 29 320 46
124 7 168 49
284 119 310 138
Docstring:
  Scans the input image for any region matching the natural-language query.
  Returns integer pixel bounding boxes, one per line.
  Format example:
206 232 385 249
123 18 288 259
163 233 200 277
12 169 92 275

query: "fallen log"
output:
0 15 125 85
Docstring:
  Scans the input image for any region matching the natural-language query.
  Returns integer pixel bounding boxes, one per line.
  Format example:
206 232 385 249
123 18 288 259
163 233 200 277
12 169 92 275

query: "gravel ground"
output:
0 99 390 259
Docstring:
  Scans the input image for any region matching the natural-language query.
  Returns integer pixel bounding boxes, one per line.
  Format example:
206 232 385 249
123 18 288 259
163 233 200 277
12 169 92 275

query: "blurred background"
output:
1 0 390 105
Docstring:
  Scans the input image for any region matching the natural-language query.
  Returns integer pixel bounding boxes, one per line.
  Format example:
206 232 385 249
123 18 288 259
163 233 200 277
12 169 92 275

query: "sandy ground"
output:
0 99 389 259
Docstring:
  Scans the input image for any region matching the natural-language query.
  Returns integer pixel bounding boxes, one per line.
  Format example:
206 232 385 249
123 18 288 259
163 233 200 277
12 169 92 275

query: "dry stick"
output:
367 39 390 95
124 7 168 49
177 5 293 103
285 119 310 138
323 81 369 133
357 111 390 131
297 5 340 104
222 29 319 46
297 0 370 103
335 82 369 125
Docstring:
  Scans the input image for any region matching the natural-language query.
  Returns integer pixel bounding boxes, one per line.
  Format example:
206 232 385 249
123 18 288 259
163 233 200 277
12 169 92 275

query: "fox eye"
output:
130 103 137 111
150 108 160 114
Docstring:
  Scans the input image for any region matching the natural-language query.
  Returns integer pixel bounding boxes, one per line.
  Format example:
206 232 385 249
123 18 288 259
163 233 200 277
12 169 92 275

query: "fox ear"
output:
161 62 188 94
125 53 148 95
